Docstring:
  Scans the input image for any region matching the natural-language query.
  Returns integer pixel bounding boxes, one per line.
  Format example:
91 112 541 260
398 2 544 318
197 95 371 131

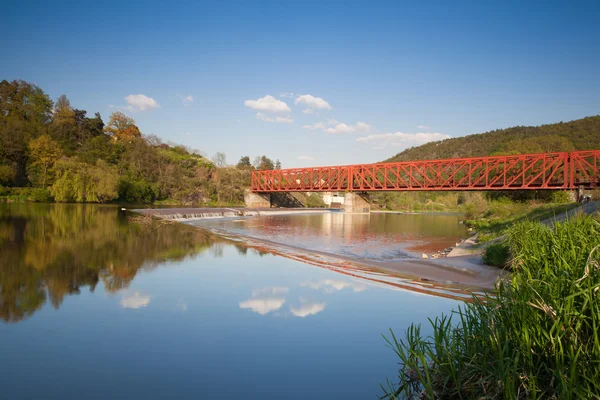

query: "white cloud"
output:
124 94 160 111
239 298 286 315
280 92 295 98
120 292 151 309
327 118 340 125
417 125 429 130
183 95 193 105
240 287 289 315
303 122 325 130
290 300 326 317
256 112 293 123
325 123 356 134
302 108 314 114
297 155 314 161
356 131 451 150
252 287 289 296
301 279 366 293
355 122 370 132
244 95 291 113
295 94 332 110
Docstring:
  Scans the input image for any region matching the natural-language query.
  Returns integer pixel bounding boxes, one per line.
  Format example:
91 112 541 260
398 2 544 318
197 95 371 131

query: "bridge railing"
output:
251 150 600 192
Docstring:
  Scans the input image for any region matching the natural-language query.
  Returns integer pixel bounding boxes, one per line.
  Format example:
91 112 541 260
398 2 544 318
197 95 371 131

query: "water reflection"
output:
193 211 468 262
0 203 215 323
0 204 471 399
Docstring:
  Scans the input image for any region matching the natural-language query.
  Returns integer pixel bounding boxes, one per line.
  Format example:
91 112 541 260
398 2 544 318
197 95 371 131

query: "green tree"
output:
27 135 62 187
236 156 253 170
51 159 119 202
0 80 53 185
275 159 281 169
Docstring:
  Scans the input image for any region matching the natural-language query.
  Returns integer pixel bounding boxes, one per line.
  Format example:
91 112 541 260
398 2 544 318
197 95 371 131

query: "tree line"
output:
0 79 280 204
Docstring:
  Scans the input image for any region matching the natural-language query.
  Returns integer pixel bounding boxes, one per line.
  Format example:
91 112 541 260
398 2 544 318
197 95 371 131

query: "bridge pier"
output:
344 192 370 213
244 189 271 208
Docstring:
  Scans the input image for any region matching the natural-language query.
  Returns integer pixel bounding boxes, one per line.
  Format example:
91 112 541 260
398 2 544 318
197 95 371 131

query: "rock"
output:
422 253 428 259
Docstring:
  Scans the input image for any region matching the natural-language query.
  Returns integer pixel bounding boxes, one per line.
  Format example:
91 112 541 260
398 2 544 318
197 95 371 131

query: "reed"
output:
382 215 600 399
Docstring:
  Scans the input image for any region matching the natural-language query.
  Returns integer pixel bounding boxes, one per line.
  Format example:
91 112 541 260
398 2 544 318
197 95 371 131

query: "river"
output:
0 203 476 399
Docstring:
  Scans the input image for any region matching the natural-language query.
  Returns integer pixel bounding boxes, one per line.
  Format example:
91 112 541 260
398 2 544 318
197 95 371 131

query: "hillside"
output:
385 116 600 162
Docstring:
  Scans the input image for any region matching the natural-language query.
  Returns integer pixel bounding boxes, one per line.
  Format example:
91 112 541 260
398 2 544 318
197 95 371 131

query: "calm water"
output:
0 204 462 399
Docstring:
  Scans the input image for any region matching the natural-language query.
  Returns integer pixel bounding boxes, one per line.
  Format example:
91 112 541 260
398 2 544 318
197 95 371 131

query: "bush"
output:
27 188 52 202
551 190 573 204
306 193 326 208
482 243 509 267
383 216 600 399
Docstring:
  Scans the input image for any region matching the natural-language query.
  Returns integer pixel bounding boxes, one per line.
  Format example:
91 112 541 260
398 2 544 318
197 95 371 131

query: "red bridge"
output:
251 150 600 193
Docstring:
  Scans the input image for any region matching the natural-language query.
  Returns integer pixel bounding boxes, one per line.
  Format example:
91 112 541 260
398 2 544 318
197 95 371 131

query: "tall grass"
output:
382 215 600 399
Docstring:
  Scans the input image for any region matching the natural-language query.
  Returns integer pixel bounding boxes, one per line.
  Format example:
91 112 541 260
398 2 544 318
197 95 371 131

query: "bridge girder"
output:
251 150 600 193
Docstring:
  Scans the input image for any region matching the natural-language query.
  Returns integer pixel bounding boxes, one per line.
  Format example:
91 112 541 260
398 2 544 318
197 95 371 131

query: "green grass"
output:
465 202 580 240
382 215 600 399
482 243 510 267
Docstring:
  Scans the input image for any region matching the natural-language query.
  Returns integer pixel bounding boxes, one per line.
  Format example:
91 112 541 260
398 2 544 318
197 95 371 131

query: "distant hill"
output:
384 116 600 162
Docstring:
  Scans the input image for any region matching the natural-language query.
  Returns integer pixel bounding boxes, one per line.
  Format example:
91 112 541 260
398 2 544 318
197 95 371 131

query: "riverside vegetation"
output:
0 80 281 205
382 214 600 399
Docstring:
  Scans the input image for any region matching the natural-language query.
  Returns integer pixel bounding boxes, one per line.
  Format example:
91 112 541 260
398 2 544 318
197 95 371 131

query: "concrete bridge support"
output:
244 189 271 208
344 192 370 213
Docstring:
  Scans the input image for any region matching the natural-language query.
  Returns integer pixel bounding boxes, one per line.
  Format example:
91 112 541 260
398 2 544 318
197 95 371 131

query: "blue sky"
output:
1 0 599 167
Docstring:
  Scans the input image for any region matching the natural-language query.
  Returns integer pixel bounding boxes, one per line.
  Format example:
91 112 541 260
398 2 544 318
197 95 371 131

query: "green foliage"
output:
482 243 510 266
0 164 15 185
306 193 326 208
386 116 600 163
551 190 573 204
459 192 488 219
383 216 600 399
27 134 62 187
118 177 157 203
51 159 119 203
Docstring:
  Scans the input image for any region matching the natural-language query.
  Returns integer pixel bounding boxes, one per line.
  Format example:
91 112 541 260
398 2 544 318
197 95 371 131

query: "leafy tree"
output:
0 164 15 185
51 159 119 202
237 156 253 170
104 111 141 142
254 155 274 170
0 80 53 184
275 159 281 169
27 135 62 187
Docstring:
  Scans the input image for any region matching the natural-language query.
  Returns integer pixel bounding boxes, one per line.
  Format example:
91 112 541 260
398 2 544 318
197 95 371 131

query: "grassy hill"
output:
384 115 600 162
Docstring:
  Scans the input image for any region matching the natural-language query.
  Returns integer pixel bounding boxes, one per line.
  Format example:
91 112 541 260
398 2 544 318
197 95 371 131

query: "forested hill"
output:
384 116 600 162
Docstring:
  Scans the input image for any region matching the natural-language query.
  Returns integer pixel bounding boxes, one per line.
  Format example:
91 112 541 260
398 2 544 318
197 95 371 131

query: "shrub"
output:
306 193 326 208
383 216 600 399
482 243 509 267
551 190 573 204
27 188 52 202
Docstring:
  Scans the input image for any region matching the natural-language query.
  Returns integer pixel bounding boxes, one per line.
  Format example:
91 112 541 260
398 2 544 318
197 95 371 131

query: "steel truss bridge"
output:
251 150 600 193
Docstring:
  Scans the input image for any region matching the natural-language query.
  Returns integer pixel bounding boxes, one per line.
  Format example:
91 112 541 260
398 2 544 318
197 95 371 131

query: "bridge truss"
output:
251 150 600 192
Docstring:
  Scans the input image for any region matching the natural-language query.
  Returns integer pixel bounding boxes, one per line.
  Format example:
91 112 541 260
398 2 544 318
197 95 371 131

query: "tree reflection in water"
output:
0 204 217 323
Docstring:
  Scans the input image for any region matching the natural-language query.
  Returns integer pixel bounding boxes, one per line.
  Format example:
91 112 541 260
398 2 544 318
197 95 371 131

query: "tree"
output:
212 152 227 167
104 111 141 142
255 155 274 170
275 159 281 169
0 80 53 184
27 135 62 187
54 94 71 114
51 158 119 202
236 156 253 170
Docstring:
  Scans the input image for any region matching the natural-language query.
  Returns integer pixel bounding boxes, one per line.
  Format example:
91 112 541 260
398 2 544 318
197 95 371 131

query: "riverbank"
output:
383 214 600 399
